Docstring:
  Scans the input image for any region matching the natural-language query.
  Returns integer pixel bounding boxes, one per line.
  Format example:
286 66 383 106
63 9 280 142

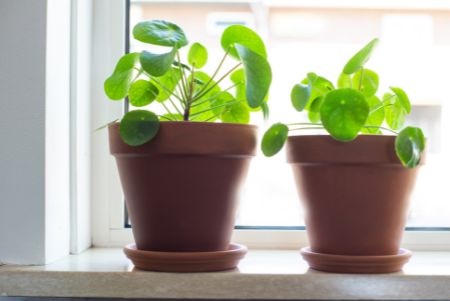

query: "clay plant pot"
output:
286 135 422 273
109 122 257 253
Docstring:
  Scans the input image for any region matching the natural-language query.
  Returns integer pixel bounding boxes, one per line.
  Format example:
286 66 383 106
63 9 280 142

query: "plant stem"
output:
288 126 325 131
189 100 239 118
370 103 393 114
168 97 183 116
161 102 173 115
362 125 398 135
286 122 323 127
195 50 229 98
358 68 365 91
193 63 242 102
190 82 241 108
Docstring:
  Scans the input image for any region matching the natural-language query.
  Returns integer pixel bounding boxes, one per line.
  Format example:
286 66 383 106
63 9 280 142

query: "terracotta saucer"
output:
300 247 412 274
124 243 247 272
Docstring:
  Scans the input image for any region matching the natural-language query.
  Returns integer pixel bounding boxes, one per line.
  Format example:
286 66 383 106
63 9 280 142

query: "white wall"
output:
0 0 72 264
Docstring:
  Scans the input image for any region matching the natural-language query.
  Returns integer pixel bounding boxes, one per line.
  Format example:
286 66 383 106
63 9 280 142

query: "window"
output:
93 0 450 248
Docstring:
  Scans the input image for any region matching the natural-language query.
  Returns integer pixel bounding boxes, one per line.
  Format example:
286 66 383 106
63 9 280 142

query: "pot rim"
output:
109 120 258 157
286 134 422 166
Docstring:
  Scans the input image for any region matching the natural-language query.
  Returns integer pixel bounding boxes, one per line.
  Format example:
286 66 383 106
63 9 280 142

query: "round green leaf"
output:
119 110 160 146
343 38 379 74
235 44 272 108
291 83 311 112
361 96 384 134
261 123 289 157
390 86 411 113
352 68 379 97
129 80 159 107
221 25 267 59
104 52 140 100
188 42 208 68
221 102 250 124
395 126 425 168
133 20 188 48
140 48 176 77
320 88 369 141
230 68 245 101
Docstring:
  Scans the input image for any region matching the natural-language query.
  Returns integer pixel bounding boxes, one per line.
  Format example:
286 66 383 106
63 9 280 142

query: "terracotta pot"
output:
286 135 421 256
109 122 257 252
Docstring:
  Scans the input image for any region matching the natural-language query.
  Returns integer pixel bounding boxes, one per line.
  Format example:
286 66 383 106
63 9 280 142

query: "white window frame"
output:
91 0 450 250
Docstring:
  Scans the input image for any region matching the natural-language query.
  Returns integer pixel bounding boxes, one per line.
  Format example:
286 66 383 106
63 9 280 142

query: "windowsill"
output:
1 248 450 300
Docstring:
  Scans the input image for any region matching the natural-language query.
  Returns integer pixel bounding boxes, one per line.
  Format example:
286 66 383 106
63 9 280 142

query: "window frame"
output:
91 0 450 250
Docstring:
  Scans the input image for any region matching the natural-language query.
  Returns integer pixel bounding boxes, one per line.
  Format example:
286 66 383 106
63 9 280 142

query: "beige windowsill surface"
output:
1 248 450 300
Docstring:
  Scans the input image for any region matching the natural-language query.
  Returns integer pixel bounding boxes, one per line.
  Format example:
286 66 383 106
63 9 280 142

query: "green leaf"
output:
235 44 272 108
104 52 140 100
337 73 352 89
301 74 334 110
261 123 289 157
390 86 411 114
384 93 406 130
361 96 384 134
128 80 159 107
343 38 379 74
352 68 379 97
153 67 181 102
133 20 188 48
320 88 369 141
119 110 160 146
291 83 311 112
395 126 425 168
221 102 250 124
188 42 208 68
221 25 267 59
140 48 177 77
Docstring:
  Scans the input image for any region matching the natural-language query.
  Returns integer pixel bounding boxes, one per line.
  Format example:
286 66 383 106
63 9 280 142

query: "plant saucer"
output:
300 247 412 274
124 243 247 272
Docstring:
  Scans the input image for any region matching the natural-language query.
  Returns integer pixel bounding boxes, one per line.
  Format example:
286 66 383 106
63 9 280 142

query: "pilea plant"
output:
261 38 425 168
104 20 271 146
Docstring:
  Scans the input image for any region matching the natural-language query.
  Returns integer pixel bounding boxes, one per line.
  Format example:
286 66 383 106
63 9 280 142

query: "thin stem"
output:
289 126 325 131
189 100 239 118
370 103 393 114
358 68 365 91
202 111 224 122
168 97 183 116
176 51 189 102
362 125 398 135
160 102 173 116
193 63 242 101
159 115 174 121
190 83 241 108
150 77 183 102
197 49 229 94
286 122 323 127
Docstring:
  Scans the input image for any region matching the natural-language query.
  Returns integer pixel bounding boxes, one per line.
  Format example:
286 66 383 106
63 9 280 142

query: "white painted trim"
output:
91 0 128 247
101 228 450 251
69 0 94 254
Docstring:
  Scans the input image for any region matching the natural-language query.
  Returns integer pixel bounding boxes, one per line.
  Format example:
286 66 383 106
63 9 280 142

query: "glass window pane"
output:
129 0 450 228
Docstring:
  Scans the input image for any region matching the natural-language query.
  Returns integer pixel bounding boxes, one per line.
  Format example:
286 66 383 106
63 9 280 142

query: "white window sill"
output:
1 248 450 300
